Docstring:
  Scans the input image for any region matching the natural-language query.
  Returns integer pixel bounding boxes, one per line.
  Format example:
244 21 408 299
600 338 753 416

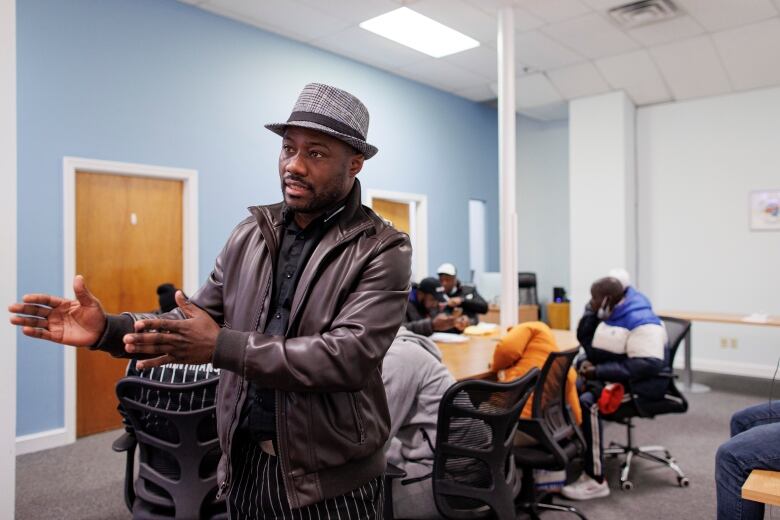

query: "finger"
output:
134 318 183 333
22 294 65 307
124 332 184 346
73 275 98 307
21 326 55 341
10 316 48 329
175 291 202 318
136 355 174 371
8 303 52 317
124 341 177 356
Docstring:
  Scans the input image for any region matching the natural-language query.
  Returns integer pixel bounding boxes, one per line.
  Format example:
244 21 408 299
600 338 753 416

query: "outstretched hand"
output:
124 291 220 370
8 275 107 347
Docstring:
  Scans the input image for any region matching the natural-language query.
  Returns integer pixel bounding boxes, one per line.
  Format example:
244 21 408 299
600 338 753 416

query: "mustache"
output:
283 174 313 191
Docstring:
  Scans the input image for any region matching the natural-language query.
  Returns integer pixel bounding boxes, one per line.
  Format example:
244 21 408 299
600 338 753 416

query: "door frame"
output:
62 156 198 446
365 189 428 281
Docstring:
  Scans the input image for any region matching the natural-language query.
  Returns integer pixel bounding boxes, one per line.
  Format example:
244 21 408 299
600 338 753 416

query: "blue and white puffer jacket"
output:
577 287 670 399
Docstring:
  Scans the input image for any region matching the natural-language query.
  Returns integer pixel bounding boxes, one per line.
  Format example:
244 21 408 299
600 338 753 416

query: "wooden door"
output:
372 198 411 234
75 171 183 437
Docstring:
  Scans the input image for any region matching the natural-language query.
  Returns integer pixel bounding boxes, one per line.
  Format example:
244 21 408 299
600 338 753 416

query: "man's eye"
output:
283 145 294 153
310 151 324 158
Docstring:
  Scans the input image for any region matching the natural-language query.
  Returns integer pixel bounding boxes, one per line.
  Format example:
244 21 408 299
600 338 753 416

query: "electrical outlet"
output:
720 337 729 348
730 338 738 349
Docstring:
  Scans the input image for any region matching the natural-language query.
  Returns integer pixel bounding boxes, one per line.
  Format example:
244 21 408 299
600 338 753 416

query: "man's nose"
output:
285 152 307 176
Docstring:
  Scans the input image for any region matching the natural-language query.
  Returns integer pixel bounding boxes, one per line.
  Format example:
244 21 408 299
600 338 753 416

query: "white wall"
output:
569 92 637 326
516 116 570 310
0 0 16 514
637 86 780 378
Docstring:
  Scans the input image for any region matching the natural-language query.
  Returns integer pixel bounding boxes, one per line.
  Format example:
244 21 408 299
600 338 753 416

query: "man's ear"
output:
348 154 365 177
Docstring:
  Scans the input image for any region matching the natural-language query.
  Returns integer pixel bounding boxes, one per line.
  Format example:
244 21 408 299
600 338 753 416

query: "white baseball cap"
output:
608 268 631 289
436 263 457 276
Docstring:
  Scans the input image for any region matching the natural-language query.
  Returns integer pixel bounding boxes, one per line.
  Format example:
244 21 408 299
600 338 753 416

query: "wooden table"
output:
742 470 780 507
659 311 780 393
437 329 578 381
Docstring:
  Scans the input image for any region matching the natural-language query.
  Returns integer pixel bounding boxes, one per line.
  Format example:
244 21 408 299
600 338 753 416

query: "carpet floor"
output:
16 374 774 519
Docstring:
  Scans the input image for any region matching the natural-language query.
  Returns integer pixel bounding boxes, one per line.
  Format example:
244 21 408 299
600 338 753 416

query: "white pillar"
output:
497 7 518 330
0 0 17 515
569 91 636 326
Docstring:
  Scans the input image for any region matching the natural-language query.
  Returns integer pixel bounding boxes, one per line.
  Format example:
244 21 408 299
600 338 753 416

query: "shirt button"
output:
275 313 281 319
286 273 292 279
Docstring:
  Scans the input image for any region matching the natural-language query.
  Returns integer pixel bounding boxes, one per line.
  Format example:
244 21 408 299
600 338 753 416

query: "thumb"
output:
73 275 97 306
175 290 198 317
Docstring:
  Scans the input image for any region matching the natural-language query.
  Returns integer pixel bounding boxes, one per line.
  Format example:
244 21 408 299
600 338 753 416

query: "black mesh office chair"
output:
518 273 538 306
114 364 226 520
432 369 539 520
514 349 588 519
601 317 691 491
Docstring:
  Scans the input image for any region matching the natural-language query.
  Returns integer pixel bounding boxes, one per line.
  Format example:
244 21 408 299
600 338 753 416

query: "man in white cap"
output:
436 262 488 326
10 83 411 519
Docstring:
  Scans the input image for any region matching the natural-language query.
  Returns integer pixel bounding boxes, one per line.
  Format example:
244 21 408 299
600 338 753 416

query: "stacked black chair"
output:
114 364 225 519
517 273 538 306
601 317 691 491
514 349 588 519
432 369 539 520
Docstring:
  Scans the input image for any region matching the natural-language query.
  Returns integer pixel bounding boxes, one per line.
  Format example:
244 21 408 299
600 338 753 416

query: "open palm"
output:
8 275 107 347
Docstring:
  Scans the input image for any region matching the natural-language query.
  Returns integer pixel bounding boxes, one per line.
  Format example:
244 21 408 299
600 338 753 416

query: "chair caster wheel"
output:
621 480 633 491
678 477 690 488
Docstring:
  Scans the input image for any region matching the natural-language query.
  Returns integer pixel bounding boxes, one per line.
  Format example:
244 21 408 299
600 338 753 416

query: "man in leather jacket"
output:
9 83 411 519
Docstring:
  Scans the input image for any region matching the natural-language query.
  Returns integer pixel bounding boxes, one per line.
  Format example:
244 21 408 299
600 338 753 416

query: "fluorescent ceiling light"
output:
359 7 479 58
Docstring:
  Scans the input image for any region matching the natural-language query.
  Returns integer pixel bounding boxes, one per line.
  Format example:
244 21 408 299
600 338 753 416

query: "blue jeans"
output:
716 402 780 520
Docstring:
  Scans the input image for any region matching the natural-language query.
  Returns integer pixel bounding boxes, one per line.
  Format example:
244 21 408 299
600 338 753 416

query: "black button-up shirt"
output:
240 202 346 442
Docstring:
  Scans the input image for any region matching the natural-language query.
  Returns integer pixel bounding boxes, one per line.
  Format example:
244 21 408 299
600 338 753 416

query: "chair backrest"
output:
659 317 691 368
517 272 538 306
433 369 539 520
531 349 580 439
116 373 222 520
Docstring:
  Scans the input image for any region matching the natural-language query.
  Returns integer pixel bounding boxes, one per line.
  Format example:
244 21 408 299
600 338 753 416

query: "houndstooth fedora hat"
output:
265 83 378 159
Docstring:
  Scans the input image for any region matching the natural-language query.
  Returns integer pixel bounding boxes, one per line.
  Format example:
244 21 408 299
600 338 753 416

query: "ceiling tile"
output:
547 62 611 100
410 0 498 43
650 36 732 101
453 84 497 102
675 0 778 32
295 0 399 25
580 0 632 10
515 31 586 70
513 7 546 33
311 26 428 70
712 18 780 92
396 59 488 91
542 13 639 59
442 45 499 80
518 101 570 121
462 0 521 14
595 50 672 105
201 0 349 42
516 0 592 23
514 73 564 107
627 15 705 46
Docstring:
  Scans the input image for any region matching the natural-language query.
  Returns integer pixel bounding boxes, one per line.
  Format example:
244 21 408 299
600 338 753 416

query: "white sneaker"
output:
560 474 610 500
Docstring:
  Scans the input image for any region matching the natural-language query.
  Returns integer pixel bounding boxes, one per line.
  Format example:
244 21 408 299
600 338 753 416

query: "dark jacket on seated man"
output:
437 263 488 325
578 285 669 400
403 278 469 336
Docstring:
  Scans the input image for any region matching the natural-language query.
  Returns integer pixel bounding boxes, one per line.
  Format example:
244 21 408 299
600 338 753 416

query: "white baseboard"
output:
675 357 778 380
15 427 72 456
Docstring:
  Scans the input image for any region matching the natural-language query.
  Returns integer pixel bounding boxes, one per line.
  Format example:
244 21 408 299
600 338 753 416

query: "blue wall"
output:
16 0 499 435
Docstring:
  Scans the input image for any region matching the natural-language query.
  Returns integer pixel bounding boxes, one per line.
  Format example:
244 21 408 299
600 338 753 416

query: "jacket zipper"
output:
349 393 366 444
217 248 275 501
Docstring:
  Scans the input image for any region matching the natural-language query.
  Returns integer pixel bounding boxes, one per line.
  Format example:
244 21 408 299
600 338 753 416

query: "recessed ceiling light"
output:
359 7 479 58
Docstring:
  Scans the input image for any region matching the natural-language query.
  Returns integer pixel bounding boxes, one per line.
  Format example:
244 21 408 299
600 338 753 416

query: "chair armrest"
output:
112 431 137 453
385 462 407 480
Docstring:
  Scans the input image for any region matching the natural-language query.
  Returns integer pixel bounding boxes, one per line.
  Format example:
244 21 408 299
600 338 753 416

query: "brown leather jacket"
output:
96 180 412 508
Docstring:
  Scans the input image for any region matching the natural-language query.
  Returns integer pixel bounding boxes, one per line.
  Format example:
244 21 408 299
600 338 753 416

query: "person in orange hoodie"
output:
492 321 582 424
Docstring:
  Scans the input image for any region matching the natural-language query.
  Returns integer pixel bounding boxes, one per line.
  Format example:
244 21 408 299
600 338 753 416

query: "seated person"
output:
715 402 780 520
492 321 582 425
404 277 469 336
437 263 488 325
561 276 668 501
382 327 455 519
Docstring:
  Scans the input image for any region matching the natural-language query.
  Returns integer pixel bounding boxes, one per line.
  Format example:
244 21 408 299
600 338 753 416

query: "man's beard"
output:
281 173 348 214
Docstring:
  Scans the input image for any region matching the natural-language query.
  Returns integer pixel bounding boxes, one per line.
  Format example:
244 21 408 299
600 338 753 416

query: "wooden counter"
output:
437 329 578 381
742 470 780 507
659 311 780 328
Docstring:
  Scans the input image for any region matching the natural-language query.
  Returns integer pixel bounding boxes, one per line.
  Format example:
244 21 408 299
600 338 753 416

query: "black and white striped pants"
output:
228 436 384 520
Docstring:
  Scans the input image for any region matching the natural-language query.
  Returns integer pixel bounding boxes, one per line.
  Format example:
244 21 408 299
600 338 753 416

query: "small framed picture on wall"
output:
750 190 780 231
